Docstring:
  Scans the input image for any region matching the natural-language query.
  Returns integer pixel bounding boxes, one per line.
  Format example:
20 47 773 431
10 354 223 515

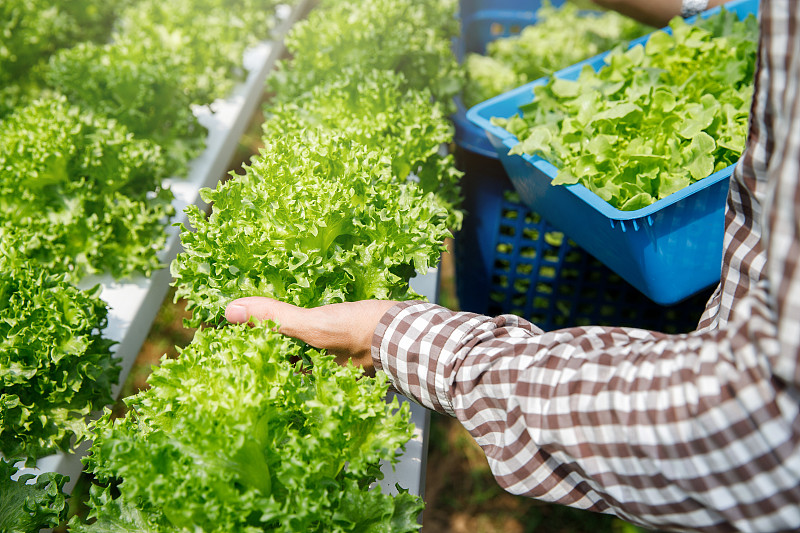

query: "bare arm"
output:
591 0 727 27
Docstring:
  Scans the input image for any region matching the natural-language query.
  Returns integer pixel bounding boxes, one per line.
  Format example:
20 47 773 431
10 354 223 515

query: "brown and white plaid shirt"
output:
372 1 800 531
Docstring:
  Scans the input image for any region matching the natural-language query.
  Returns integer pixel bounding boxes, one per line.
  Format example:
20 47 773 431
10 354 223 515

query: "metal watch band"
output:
681 0 710 18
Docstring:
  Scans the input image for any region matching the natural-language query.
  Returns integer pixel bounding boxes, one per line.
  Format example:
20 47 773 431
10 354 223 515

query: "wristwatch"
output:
681 0 710 18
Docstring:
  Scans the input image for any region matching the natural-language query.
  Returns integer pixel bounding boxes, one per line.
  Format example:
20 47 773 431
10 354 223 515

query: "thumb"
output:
224 297 396 367
225 297 307 338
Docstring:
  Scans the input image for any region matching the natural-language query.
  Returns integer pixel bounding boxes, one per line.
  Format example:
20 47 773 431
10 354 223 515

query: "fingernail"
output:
226 303 247 323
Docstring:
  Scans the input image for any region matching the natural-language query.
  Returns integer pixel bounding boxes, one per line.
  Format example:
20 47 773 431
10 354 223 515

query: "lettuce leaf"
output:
0 459 69 533
69 485 174 533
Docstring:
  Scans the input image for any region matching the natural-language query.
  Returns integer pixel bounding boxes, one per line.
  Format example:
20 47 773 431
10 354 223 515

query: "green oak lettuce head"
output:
270 0 462 109
0 459 69 532
116 0 280 104
74 323 423 532
263 68 463 230
0 0 126 94
46 40 204 173
0 229 118 463
172 130 451 327
0 95 174 279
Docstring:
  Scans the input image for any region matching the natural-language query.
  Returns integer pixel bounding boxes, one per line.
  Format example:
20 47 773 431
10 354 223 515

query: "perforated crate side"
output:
454 149 712 333
488 196 713 332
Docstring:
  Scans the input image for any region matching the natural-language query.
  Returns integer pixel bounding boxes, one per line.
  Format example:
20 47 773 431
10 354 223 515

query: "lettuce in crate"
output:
172 129 451 327
263 67 463 230
0 230 118 463
116 0 282 105
0 96 175 280
493 9 757 210
71 322 423 532
270 0 462 110
462 1 652 109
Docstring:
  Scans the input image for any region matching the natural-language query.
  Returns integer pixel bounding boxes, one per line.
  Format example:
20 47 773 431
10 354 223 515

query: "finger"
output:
225 298 396 369
225 297 306 334
225 298 359 357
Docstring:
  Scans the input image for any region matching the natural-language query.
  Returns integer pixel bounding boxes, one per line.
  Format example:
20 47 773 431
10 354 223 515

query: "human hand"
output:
225 297 397 370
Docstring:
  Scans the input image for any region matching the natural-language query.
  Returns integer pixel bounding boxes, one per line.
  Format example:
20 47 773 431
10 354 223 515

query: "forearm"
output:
372 302 800 531
591 0 727 27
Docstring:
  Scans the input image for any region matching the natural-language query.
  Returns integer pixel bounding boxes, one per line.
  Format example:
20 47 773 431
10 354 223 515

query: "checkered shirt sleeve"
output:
371 2 800 531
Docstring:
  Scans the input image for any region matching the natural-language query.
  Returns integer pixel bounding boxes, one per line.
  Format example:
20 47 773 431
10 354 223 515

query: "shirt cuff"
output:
371 301 505 416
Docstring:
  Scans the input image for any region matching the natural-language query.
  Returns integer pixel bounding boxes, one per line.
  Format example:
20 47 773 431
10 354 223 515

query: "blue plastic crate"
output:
466 0 758 305
454 148 711 332
452 0 567 157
